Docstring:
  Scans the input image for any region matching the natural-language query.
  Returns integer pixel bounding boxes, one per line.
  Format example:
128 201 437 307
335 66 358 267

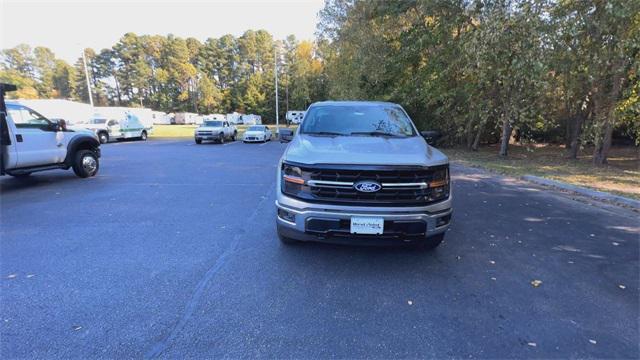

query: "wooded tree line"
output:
1 0 638 164
317 0 638 163
0 31 324 125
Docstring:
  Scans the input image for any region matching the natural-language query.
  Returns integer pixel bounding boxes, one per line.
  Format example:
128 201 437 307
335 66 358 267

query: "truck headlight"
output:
428 166 450 201
281 163 305 195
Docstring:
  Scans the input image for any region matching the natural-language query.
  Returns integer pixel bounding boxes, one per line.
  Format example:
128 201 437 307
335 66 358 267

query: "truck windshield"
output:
203 121 223 127
300 104 416 137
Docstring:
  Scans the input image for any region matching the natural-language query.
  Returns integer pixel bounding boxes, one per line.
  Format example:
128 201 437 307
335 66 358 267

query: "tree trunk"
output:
471 122 483 151
593 116 613 165
499 116 512 157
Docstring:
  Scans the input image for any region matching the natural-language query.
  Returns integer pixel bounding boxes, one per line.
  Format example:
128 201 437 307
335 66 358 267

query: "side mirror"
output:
51 118 67 131
420 130 440 146
279 128 294 143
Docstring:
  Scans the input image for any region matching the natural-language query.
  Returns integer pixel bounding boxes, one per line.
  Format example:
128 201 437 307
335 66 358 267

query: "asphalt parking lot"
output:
1 138 638 359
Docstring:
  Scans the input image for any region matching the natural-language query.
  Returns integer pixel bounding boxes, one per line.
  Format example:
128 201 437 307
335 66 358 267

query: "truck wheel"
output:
219 133 225 144
231 131 237 141
72 150 99 178
195 139 202 144
416 233 444 251
98 132 109 144
140 131 148 141
277 225 298 245
9 173 31 178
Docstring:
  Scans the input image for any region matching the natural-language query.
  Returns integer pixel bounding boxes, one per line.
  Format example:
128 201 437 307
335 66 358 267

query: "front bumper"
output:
195 134 221 141
275 192 452 245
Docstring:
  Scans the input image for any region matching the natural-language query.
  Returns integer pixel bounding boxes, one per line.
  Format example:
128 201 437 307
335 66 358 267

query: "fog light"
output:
278 208 296 223
436 214 451 227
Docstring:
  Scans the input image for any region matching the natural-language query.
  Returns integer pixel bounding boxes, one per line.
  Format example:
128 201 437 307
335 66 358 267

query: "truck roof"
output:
309 100 400 108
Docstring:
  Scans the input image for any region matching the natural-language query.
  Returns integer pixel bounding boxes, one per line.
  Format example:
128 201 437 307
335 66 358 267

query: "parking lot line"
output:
222 141 240 146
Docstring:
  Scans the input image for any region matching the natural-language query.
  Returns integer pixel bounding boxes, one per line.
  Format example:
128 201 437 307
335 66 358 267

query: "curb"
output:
521 175 640 210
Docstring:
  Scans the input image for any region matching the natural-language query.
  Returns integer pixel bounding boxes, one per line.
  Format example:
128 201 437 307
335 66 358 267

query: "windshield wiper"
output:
350 131 404 137
305 131 346 136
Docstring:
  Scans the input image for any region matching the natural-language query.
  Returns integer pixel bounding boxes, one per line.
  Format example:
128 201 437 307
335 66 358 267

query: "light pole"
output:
81 48 94 107
274 46 279 137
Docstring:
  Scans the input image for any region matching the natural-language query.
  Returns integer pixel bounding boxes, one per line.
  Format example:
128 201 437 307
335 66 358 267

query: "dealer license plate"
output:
350 217 384 235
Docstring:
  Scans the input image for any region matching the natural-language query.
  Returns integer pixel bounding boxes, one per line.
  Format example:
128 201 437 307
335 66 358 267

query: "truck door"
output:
1 85 18 173
6 104 63 167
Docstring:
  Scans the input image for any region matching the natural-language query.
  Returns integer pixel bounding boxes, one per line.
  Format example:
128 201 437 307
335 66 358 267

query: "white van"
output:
77 113 149 144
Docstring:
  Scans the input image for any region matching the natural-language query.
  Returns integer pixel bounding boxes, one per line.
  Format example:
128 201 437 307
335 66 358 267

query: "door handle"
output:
16 134 23 142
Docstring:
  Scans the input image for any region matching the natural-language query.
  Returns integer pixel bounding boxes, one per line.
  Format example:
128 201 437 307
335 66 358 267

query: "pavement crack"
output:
143 183 275 359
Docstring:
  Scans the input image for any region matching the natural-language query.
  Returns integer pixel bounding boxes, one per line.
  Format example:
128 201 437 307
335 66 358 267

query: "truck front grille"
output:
283 163 449 206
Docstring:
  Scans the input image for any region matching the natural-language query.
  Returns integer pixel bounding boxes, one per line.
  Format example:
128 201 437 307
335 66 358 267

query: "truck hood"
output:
284 134 448 166
71 124 107 131
196 126 224 132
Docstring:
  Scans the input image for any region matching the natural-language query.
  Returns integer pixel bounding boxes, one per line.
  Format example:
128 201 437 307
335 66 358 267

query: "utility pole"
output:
81 48 94 107
274 46 279 137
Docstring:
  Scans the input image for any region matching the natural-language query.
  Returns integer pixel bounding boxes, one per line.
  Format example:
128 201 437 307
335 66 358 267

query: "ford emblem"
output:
354 180 382 193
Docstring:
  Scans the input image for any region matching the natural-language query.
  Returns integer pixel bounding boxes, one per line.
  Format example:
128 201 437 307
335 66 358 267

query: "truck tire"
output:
219 133 225 144
277 225 298 245
98 132 109 144
195 139 202 144
72 150 99 178
231 131 237 141
140 130 148 141
416 233 444 251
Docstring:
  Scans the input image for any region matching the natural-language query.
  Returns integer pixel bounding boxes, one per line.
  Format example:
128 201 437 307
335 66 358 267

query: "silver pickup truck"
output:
275 101 452 249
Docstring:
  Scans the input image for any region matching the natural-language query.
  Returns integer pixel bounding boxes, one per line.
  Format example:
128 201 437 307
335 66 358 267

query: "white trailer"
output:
286 110 306 124
226 112 242 124
241 114 262 125
174 112 199 125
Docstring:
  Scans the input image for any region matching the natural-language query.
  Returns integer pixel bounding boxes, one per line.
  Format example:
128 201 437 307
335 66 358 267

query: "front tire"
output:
98 132 109 144
140 131 148 141
415 233 444 251
219 133 225 144
195 139 202 144
277 225 298 245
231 131 237 141
72 150 99 178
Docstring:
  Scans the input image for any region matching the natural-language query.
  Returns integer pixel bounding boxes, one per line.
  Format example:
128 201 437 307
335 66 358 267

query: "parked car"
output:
243 125 272 143
275 101 451 249
0 85 101 178
76 113 149 144
194 120 237 144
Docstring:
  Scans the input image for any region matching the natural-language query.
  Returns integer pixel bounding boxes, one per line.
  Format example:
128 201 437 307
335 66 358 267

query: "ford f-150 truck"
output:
275 101 451 249
0 84 101 178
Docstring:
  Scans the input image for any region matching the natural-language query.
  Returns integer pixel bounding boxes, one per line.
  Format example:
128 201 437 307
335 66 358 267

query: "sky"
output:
1 0 324 63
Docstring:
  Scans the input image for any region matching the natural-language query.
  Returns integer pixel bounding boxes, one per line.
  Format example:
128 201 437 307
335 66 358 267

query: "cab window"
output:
6 104 52 130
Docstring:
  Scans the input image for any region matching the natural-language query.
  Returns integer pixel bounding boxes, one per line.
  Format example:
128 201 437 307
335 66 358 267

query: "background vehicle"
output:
276 101 452 249
1 85 101 178
194 120 237 144
243 125 272 143
240 114 262 125
286 110 305 124
76 113 148 144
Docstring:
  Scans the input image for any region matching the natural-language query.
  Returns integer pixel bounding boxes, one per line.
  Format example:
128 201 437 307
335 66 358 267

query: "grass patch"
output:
150 124 298 138
444 143 640 200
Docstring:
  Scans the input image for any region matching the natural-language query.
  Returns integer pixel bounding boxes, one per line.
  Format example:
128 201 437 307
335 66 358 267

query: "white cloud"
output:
1 0 324 63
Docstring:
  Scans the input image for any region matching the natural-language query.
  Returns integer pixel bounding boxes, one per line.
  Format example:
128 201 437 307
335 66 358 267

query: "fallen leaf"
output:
6 274 17 279
527 342 537 347
491 277 497 281
407 300 413 305
26 274 35 278
589 339 597 345
489 260 496 264
531 280 543 287
72 325 82 331
618 284 626 290
612 242 619 246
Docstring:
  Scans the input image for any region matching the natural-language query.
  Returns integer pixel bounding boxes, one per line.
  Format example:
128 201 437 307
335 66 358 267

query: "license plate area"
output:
350 217 384 235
